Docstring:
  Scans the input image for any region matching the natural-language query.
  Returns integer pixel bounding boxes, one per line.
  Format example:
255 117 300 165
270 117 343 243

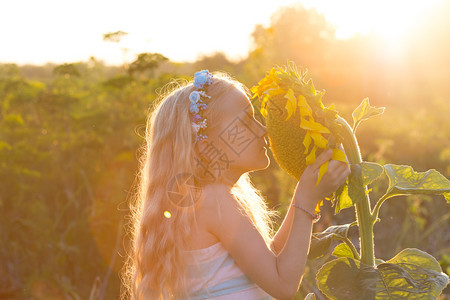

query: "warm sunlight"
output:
302 0 447 64
0 0 446 64
312 0 445 40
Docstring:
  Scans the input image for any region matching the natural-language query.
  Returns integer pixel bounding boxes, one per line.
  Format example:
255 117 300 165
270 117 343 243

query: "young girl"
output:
122 71 350 299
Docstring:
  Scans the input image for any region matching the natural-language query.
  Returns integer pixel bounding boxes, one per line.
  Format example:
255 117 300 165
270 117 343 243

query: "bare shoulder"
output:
197 184 234 231
200 184 249 224
201 184 245 229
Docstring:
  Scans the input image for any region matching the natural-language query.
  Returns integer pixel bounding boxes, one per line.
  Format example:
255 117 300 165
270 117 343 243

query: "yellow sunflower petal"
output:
251 73 277 96
297 95 313 118
331 148 348 165
315 199 323 214
300 118 330 134
260 95 269 117
284 89 297 121
260 106 268 118
308 80 316 96
316 160 329 186
310 132 328 149
303 131 312 154
266 88 286 97
306 144 318 165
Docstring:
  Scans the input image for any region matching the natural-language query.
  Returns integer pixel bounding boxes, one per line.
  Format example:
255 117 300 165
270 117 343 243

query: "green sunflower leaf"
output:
382 164 450 203
334 181 352 214
335 164 366 214
308 224 352 259
332 243 355 259
316 249 449 300
361 162 384 186
316 257 376 300
352 98 385 132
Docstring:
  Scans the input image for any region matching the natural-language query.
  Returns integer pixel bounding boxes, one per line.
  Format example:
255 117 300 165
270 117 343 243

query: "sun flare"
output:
313 0 445 41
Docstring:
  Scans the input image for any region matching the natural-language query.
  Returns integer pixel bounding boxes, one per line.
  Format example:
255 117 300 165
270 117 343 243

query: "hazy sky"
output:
0 0 442 66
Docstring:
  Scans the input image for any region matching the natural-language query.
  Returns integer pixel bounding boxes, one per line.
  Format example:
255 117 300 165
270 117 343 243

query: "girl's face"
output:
195 87 269 186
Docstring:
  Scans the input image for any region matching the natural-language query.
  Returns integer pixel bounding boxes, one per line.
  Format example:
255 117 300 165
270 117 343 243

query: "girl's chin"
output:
253 155 270 171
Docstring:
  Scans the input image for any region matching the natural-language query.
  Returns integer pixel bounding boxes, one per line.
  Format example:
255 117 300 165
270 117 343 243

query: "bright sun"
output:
313 0 444 41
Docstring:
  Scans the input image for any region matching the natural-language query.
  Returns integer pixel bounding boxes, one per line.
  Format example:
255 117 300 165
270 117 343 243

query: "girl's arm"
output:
275 150 350 297
269 201 295 255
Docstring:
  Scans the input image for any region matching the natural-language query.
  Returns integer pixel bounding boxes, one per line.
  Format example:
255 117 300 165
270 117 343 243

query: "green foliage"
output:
53 63 81 78
361 162 384 186
334 181 352 213
352 98 385 133
334 162 383 213
308 224 353 259
309 97 450 298
128 52 168 77
0 61 157 298
383 164 450 203
317 249 449 299
332 243 355 259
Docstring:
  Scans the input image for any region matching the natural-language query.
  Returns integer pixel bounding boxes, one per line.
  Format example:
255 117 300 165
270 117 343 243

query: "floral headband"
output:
189 70 213 142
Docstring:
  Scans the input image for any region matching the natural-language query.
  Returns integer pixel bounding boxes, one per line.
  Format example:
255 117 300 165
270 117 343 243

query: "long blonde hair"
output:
121 72 279 299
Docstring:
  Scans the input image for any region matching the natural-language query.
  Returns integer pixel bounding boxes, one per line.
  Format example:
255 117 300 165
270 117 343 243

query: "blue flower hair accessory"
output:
190 70 213 142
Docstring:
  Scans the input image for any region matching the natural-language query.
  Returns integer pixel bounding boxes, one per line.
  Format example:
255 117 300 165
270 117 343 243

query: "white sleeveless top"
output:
184 241 274 299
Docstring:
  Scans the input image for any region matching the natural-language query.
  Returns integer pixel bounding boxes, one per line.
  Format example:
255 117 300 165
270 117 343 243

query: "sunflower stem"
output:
336 117 375 266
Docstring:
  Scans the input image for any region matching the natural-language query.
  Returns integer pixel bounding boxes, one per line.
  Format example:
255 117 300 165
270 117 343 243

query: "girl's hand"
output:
296 148 351 208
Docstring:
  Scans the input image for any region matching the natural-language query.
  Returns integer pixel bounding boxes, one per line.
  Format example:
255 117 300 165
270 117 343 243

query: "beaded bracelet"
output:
293 203 321 223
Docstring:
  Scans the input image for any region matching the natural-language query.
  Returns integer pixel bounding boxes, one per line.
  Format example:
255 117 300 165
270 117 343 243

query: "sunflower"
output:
251 63 347 213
